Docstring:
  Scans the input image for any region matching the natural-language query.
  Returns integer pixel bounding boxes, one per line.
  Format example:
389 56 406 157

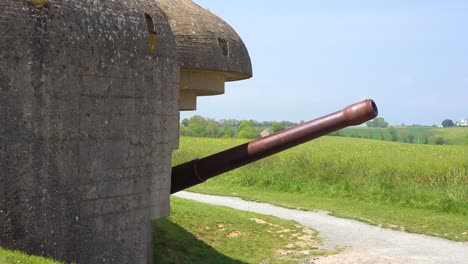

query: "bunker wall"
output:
0 1 179 263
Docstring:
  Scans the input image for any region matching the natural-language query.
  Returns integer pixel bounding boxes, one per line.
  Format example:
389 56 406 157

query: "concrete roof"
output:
157 0 252 81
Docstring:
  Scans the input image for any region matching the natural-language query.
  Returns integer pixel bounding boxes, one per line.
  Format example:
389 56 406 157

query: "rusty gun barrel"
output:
171 99 378 194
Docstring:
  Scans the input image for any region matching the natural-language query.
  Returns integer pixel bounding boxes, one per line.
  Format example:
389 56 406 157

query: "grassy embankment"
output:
175 136 468 241
1 198 331 263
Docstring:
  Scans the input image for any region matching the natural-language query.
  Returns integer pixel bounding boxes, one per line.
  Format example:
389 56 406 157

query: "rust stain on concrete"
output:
149 33 157 54
26 0 51 9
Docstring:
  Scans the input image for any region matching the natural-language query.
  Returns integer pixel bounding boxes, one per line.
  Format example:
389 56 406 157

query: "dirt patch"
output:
227 231 241 238
276 249 288 256
299 235 313 241
254 218 267 224
250 218 278 227
275 225 322 260
295 241 308 248
303 228 314 235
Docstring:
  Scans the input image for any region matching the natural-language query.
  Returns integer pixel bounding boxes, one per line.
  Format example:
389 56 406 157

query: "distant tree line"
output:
180 115 297 139
366 117 388 128
182 115 448 145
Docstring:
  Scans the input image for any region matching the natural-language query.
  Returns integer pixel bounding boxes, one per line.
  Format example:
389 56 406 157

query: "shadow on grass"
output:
153 219 247 264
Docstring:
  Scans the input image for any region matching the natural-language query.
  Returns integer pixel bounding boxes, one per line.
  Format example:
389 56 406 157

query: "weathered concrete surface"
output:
0 0 253 262
0 1 179 263
158 0 252 110
158 0 252 81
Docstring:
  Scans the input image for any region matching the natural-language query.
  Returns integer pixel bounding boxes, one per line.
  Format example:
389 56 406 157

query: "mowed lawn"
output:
154 197 333 263
174 136 468 241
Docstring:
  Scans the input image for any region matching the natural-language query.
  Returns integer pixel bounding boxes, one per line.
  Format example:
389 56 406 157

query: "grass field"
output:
174 136 468 241
339 126 468 145
431 127 468 145
2 134 466 262
154 197 332 263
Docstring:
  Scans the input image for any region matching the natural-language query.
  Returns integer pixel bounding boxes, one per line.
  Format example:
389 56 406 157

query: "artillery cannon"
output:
171 99 378 193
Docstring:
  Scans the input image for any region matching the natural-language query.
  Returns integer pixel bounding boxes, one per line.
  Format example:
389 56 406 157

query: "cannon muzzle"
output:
171 99 378 194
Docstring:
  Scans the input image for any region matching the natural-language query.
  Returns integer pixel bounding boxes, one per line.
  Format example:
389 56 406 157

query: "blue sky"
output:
182 0 468 126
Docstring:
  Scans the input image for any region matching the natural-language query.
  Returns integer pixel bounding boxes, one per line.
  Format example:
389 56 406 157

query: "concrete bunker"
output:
158 0 252 110
0 0 251 263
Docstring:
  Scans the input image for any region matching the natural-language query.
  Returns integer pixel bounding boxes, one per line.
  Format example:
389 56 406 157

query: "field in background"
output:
431 127 468 145
340 126 468 145
175 136 468 241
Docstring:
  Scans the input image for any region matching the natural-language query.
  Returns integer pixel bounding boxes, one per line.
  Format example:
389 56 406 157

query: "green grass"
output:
174 136 468 241
340 126 468 145
432 127 468 145
341 126 433 142
0 249 62 264
2 134 466 262
154 197 333 263
1 198 333 263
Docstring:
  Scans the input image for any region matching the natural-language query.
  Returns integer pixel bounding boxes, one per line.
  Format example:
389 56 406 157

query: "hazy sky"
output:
181 0 468 126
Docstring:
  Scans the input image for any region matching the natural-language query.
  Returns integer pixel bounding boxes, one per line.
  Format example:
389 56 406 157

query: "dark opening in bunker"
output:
218 37 229 57
145 13 156 34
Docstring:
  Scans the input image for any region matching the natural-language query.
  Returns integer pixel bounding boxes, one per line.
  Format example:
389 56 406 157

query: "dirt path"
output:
174 191 468 264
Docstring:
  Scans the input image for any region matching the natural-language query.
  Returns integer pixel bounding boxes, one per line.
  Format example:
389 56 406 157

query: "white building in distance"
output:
456 118 468 126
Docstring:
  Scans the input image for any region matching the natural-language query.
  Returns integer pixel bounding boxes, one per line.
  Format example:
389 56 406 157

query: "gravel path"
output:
174 191 468 264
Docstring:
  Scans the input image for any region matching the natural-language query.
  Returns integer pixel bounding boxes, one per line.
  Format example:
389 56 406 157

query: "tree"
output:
181 118 189 127
331 130 344 137
271 122 286 133
180 124 189 136
399 130 409 143
366 117 389 128
388 126 398 142
237 120 254 131
441 119 454 128
421 133 429 144
221 127 236 138
205 119 220 137
434 137 445 145
187 115 208 136
378 129 385 140
351 130 361 138
237 120 259 139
